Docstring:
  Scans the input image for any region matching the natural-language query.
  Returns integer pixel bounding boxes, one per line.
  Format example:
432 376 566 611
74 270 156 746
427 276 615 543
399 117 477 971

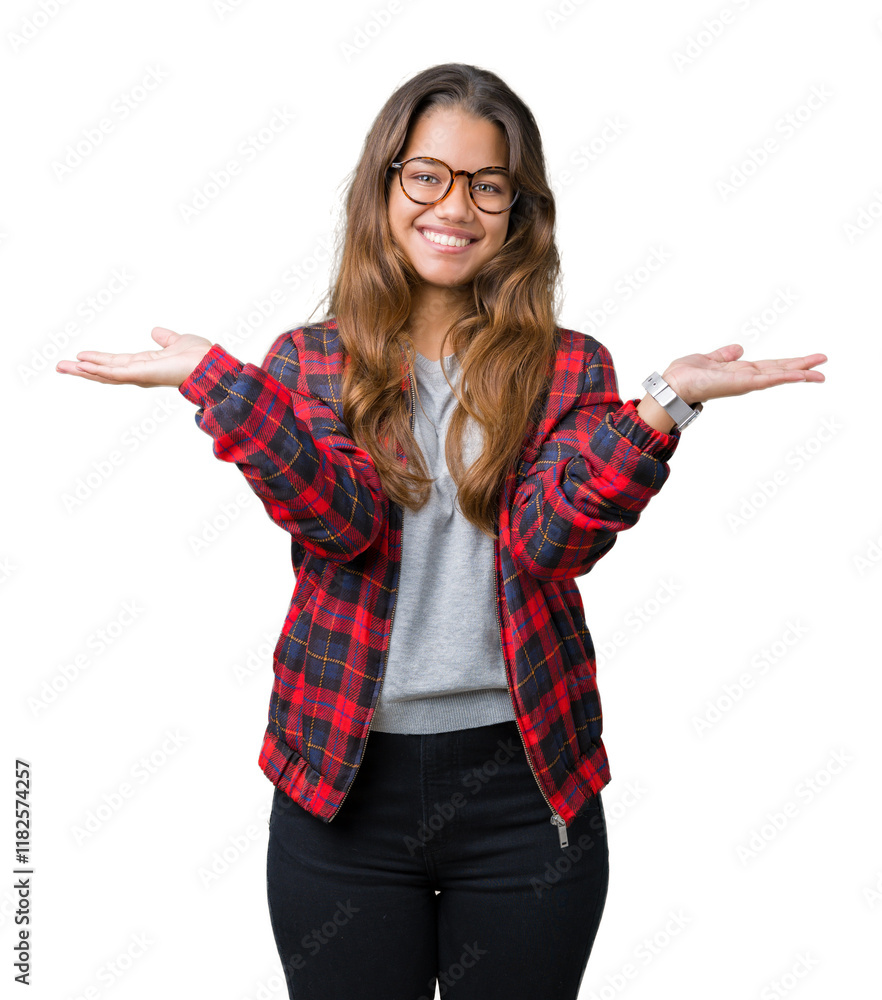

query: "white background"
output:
4 0 879 998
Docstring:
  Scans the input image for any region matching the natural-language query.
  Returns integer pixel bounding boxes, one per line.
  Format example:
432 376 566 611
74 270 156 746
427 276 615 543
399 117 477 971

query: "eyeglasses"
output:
388 156 519 214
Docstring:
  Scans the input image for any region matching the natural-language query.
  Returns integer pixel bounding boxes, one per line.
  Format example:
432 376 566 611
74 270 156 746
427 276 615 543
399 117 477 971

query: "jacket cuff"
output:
608 398 683 461
178 343 244 408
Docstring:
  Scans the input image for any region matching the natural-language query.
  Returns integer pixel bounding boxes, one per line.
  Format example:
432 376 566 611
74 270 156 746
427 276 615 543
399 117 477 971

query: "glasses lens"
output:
400 158 451 202
471 168 516 212
400 158 516 212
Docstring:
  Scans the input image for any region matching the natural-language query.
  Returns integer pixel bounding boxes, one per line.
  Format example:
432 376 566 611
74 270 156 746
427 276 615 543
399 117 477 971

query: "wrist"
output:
178 343 240 405
662 368 698 406
638 368 705 433
636 392 677 434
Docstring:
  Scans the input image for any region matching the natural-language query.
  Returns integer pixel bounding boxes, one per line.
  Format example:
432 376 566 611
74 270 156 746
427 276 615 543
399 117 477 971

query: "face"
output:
387 106 512 292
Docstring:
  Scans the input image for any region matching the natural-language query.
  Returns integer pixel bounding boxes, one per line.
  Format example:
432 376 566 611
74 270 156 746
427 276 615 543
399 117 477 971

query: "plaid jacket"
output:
178 319 682 841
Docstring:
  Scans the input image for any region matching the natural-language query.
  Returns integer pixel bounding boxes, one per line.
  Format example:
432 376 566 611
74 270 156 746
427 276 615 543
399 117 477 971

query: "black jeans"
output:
266 719 609 1000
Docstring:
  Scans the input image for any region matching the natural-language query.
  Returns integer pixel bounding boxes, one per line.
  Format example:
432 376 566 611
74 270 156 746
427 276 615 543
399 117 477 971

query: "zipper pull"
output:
550 812 568 849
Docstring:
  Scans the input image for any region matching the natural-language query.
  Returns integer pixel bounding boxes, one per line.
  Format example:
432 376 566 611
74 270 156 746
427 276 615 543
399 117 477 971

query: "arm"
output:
636 390 678 434
178 327 387 563
509 338 681 581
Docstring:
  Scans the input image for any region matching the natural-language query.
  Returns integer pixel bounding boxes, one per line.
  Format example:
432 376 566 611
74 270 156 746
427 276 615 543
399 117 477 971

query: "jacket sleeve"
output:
509 338 682 581
178 328 387 562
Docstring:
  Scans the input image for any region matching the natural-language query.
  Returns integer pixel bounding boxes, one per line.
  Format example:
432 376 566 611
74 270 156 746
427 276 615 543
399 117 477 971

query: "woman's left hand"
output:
663 344 827 404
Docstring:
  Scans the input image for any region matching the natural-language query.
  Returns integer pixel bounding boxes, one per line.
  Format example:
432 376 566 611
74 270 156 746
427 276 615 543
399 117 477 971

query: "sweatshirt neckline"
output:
413 350 460 379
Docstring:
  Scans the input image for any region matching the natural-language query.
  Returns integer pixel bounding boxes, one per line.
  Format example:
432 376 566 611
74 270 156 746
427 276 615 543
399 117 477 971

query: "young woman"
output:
57 63 826 1000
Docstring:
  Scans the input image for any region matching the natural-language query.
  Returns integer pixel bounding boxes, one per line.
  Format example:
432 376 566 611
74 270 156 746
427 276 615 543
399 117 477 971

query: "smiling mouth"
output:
418 228 479 248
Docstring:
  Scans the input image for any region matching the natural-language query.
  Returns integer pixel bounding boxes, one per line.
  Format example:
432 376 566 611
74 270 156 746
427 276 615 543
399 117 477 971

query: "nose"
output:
433 172 475 220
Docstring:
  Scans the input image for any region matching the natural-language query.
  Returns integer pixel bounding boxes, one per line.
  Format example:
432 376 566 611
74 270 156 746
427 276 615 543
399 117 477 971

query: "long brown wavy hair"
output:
308 62 563 539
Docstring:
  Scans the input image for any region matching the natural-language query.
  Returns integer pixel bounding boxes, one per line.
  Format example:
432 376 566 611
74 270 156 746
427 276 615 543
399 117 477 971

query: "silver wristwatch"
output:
641 372 703 430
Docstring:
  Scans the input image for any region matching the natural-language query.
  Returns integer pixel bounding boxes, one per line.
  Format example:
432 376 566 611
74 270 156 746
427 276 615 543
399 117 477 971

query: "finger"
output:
748 354 828 372
57 365 127 385
70 359 144 383
703 344 744 363
76 348 161 364
748 370 824 389
152 326 178 346
74 350 135 364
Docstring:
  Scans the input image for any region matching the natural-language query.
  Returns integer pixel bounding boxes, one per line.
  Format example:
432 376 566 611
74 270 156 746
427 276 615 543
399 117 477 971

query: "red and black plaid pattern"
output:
179 320 682 826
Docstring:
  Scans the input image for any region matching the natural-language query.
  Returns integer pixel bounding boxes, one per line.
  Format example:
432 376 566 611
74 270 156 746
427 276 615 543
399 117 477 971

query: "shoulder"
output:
261 318 346 412
554 325 608 363
262 317 345 376
265 317 342 363
551 326 617 397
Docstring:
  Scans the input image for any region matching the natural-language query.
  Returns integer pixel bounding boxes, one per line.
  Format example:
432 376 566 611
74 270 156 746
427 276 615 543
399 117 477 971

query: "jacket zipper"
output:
328 363 417 823
493 516 569 850
330 364 568 848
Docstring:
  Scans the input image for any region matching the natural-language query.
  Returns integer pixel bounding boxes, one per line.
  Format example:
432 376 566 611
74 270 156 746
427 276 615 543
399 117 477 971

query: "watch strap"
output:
642 371 703 430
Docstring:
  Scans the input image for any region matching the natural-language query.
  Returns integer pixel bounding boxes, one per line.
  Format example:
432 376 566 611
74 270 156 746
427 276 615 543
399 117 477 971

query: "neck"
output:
407 283 469 360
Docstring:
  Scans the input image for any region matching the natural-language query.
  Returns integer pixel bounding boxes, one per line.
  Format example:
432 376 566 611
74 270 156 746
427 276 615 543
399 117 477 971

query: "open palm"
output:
665 344 827 404
55 327 213 388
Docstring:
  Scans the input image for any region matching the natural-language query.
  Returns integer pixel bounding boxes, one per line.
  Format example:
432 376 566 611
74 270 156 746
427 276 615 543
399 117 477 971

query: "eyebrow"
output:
407 157 511 170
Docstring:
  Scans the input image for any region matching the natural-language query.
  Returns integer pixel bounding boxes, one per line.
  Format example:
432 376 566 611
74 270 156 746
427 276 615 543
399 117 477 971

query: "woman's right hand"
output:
55 327 214 388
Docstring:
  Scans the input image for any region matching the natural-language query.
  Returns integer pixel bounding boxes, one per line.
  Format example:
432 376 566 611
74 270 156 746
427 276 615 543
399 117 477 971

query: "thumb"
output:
151 326 180 348
703 343 744 363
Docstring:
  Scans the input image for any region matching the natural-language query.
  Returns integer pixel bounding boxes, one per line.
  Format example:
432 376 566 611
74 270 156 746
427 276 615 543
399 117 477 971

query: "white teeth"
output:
420 229 474 247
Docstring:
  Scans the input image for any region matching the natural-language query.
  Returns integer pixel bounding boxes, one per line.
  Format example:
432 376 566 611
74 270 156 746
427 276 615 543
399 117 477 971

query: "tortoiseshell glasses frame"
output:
388 156 520 214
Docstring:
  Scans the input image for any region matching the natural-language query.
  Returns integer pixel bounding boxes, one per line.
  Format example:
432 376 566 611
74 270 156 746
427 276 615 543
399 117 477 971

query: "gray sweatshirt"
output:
370 349 517 734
